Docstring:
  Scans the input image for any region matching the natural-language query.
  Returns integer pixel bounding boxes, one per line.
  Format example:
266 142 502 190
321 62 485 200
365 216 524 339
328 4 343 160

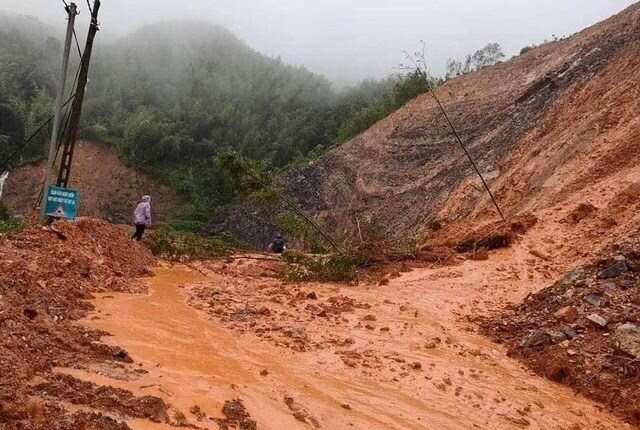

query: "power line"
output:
0 93 77 174
429 89 507 222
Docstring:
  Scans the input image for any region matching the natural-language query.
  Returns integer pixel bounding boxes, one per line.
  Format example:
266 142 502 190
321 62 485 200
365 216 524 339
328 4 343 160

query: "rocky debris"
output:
562 203 598 225
483 246 640 425
187 265 372 353
284 396 320 429
190 405 207 422
217 399 257 430
614 323 640 359
0 218 156 428
36 374 170 423
454 214 538 254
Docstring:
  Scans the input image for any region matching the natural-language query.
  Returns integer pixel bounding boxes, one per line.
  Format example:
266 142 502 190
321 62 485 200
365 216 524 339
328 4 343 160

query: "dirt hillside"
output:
1 141 182 224
284 3 640 240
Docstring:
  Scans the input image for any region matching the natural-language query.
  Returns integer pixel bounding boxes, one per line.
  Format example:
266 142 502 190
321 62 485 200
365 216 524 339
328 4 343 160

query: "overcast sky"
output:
2 1 637 84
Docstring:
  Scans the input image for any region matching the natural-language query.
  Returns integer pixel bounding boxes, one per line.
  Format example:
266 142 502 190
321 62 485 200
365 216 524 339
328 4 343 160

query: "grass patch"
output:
282 250 360 283
144 224 240 260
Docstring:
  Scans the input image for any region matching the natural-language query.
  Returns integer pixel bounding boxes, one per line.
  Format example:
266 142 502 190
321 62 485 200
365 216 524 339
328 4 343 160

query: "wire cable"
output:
429 90 506 222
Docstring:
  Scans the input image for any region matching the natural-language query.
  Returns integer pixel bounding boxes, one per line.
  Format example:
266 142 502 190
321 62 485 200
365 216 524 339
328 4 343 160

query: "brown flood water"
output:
69 260 631 430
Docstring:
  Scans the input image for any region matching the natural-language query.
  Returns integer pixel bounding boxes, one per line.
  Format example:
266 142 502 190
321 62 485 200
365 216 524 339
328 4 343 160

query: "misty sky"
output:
2 1 637 84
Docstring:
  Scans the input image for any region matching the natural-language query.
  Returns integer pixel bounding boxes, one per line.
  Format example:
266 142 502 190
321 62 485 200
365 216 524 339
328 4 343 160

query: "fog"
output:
2 0 636 84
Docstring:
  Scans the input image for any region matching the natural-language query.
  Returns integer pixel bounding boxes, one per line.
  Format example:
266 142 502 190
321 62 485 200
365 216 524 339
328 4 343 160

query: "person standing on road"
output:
131 195 152 241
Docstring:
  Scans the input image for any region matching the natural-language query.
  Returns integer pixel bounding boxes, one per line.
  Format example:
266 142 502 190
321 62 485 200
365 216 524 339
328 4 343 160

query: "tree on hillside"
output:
445 42 505 79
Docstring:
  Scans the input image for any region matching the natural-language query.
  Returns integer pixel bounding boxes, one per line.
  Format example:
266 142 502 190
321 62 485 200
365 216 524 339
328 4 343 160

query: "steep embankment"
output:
284 3 640 240
2 141 182 223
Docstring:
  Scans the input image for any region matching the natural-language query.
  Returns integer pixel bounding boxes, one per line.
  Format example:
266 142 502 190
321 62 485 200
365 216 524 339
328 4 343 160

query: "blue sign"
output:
45 185 79 219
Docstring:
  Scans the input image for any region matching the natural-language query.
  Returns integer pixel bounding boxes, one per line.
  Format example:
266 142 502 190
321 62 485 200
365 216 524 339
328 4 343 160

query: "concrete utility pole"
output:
41 2 77 221
57 0 101 188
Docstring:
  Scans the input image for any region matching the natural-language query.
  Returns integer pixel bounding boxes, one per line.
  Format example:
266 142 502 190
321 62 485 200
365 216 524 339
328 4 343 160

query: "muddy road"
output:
63 241 633 429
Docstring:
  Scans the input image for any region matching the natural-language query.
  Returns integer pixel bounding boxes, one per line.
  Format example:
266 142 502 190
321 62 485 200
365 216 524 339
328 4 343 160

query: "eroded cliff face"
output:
283 3 640 240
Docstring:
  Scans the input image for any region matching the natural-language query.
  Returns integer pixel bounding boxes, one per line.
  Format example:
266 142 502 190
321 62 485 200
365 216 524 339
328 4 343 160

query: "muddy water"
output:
73 262 631 430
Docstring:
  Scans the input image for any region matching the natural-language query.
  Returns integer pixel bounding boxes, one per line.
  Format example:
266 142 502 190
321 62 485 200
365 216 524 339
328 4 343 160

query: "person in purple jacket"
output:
131 195 152 241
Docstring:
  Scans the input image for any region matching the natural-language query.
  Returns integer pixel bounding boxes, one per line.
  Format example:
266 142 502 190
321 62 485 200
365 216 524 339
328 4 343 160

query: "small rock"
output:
559 268 586 287
583 294 602 307
546 330 567 344
362 314 377 322
111 346 133 362
306 292 318 300
554 306 578 323
411 362 422 371
378 278 390 286
599 261 628 279
567 349 578 357
562 327 578 340
260 369 269 377
586 313 608 328
23 308 38 320
341 403 352 410
317 309 328 318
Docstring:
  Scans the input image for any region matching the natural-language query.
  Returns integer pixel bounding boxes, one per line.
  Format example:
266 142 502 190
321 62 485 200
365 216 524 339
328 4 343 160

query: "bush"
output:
282 250 359 282
144 224 236 260
0 217 24 235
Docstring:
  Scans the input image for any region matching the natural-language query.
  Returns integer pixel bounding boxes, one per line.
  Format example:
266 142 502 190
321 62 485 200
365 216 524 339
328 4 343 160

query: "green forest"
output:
0 13 501 222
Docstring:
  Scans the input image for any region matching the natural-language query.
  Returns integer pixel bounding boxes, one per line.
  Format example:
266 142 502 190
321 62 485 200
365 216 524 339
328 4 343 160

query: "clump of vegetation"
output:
282 250 360 283
0 203 24 234
144 224 242 260
445 42 505 79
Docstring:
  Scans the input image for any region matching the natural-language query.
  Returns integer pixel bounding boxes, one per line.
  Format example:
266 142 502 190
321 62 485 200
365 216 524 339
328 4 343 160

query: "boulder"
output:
614 323 640 358
599 261 628 279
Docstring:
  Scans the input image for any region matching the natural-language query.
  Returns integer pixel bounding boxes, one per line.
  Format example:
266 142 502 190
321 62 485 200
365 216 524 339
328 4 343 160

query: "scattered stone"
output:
111 346 132 362
190 405 206 421
521 330 551 348
260 369 269 377
411 362 422 371
306 292 318 300
586 314 608 328
554 306 578 323
614 323 640 359
341 403 352 410
546 330 567 344
559 268 586 287
23 308 38 320
599 260 628 279
583 294 602 307
562 327 578 340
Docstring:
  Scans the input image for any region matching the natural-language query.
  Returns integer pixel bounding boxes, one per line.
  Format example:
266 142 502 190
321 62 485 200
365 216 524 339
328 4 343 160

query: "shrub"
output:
144 224 236 260
282 250 359 283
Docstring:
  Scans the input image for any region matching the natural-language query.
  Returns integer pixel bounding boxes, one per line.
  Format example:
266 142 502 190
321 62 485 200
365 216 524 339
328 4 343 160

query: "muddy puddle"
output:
67 261 631 429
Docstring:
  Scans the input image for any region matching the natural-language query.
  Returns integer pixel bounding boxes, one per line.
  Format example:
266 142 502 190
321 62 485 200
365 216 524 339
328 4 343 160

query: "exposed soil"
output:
0 218 172 429
277 3 640 243
2 141 182 224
